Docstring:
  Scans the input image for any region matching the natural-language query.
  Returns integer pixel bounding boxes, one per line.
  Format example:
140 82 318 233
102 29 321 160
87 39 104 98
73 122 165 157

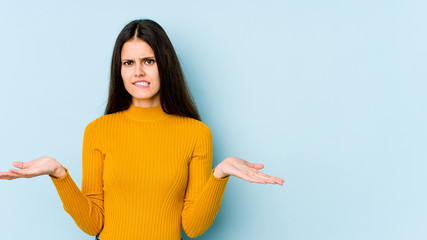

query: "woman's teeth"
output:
135 82 149 86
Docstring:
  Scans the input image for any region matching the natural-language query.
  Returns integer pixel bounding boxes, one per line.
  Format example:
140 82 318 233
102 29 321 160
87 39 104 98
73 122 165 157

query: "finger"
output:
270 176 285 185
254 174 276 184
0 175 15 180
12 161 25 169
273 178 284 185
264 175 285 184
233 171 267 184
13 159 37 169
245 172 275 184
260 175 284 185
244 161 264 170
253 172 284 185
9 168 26 175
242 175 268 184
234 168 274 184
253 172 277 183
253 171 271 179
249 172 283 185
0 172 23 180
253 164 264 170
9 168 40 178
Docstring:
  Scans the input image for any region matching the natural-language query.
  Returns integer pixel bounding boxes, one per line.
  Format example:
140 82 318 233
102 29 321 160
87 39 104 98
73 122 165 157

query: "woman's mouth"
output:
133 81 150 88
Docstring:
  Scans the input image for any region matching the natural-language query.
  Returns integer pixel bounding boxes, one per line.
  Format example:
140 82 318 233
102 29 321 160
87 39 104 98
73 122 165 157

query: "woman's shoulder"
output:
171 115 211 134
83 112 120 130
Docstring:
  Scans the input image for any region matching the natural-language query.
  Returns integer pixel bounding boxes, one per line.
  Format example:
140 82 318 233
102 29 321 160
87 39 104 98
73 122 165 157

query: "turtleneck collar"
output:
123 103 172 122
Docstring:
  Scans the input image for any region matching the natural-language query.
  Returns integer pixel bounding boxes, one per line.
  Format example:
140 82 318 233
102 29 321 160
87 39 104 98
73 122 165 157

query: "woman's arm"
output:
181 125 229 238
50 120 104 236
181 124 284 238
0 121 105 236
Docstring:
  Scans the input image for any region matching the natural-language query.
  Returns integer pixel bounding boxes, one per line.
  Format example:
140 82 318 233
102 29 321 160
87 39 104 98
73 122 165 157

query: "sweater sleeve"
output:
49 120 104 236
181 124 230 238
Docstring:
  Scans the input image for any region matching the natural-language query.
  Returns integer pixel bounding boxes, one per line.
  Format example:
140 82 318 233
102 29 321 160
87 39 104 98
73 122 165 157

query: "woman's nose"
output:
134 63 145 77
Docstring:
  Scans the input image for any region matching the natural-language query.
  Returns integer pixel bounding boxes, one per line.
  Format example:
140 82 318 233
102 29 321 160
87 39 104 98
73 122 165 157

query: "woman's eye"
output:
123 61 133 66
145 59 155 64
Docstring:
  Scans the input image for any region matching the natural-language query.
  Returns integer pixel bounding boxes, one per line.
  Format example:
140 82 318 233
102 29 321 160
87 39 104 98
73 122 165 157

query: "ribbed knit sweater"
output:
50 103 229 239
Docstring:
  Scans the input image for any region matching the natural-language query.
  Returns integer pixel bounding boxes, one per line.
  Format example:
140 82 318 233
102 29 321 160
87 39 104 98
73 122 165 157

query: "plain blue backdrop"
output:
1 0 426 239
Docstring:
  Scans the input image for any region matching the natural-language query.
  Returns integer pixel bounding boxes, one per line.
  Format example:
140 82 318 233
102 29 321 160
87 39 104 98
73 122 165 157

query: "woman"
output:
0 19 284 239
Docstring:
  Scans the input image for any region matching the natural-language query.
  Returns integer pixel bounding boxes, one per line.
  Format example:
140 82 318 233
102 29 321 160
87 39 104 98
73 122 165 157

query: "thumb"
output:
253 163 264 170
12 161 29 169
13 158 39 169
245 161 264 170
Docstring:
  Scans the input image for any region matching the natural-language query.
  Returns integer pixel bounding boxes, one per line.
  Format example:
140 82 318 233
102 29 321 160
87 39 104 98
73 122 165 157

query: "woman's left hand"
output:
213 157 284 186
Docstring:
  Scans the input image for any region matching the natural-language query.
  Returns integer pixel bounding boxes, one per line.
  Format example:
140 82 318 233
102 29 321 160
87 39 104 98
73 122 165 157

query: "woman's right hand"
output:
0 156 66 180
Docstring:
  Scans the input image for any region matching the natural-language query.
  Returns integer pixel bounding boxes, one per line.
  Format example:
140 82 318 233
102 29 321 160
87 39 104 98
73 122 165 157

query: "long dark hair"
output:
104 19 201 121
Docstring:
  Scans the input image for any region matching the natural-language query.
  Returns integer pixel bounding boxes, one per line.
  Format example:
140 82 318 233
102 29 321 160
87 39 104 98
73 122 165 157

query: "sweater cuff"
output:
211 168 230 181
203 169 229 208
49 167 70 180
49 167 83 207
49 167 78 193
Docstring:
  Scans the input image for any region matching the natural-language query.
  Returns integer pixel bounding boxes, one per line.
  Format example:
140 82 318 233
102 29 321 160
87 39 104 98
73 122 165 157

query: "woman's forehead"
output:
121 39 154 59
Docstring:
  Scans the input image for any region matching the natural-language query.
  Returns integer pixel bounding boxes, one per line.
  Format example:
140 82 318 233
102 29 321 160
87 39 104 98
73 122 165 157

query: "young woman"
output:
0 19 284 239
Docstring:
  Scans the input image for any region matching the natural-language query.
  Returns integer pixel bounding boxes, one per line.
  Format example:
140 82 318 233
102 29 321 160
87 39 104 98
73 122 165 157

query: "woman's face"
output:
121 38 161 108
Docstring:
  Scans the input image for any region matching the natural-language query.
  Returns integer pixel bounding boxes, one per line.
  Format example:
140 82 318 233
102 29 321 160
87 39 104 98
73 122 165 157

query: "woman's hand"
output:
0 156 66 180
213 157 284 186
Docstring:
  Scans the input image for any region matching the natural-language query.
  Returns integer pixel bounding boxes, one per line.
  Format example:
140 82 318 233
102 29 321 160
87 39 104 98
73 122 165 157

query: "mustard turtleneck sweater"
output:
50 103 230 239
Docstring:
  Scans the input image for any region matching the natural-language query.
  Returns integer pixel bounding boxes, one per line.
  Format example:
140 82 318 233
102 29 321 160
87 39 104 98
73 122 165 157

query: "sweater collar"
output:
123 103 171 122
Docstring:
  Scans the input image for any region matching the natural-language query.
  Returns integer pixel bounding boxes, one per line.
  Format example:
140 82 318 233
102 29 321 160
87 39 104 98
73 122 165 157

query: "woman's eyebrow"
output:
121 56 156 61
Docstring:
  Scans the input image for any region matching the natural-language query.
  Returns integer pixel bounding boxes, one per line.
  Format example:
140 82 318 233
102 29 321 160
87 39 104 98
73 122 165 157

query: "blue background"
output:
1 0 426 239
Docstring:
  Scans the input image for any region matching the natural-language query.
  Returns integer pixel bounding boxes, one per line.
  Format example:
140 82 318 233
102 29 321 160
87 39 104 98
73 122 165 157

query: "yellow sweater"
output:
50 103 229 239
